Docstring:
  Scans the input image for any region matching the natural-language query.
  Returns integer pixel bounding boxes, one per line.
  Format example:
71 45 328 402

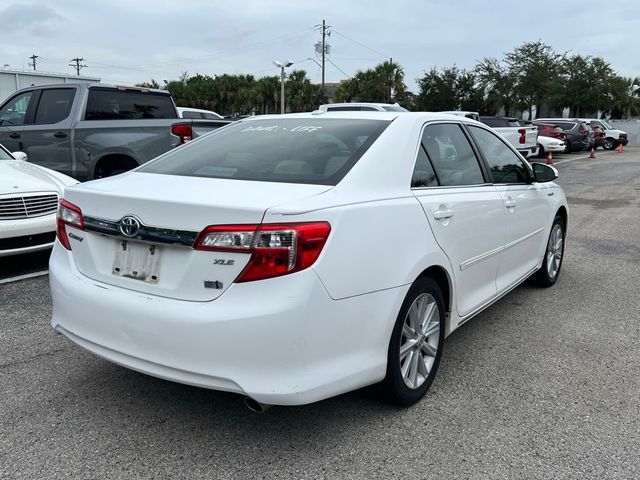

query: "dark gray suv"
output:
535 118 593 153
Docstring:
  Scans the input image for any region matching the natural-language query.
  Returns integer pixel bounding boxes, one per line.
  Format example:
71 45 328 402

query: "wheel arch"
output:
415 265 453 326
93 153 139 179
556 205 568 228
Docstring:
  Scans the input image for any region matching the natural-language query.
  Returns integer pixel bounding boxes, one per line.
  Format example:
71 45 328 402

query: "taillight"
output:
579 130 588 135
518 128 526 144
194 222 331 282
56 199 84 250
171 123 193 144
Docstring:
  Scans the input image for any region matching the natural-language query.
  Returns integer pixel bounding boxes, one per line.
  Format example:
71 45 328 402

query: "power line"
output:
326 59 351 79
332 30 390 60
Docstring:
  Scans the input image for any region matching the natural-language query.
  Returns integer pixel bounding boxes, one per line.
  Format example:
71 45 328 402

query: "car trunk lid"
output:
62 172 331 301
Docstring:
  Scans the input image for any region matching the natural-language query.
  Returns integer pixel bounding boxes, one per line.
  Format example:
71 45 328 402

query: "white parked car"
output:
537 135 566 157
176 107 223 120
0 146 77 257
49 112 568 410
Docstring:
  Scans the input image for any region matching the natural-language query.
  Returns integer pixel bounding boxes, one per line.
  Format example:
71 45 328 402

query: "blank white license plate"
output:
112 240 160 283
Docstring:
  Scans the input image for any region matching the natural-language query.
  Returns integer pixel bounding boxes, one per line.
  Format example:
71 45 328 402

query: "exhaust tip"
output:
243 397 272 413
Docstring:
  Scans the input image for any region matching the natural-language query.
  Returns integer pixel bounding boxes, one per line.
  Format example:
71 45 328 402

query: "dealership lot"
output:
1 149 639 479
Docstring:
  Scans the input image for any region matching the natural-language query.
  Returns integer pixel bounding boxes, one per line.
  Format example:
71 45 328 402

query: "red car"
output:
535 123 566 141
592 126 605 149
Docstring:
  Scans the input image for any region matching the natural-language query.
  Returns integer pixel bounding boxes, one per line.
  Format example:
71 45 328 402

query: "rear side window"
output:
326 106 361 111
553 121 575 130
85 89 177 120
139 118 389 185
34 88 75 124
468 126 531 184
421 124 485 186
181 110 202 119
411 145 438 188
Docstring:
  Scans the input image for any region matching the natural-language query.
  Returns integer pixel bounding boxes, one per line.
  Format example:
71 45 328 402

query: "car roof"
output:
243 111 485 124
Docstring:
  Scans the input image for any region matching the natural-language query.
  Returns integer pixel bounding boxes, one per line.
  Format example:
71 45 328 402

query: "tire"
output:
380 277 445 406
563 140 572 154
530 215 565 287
538 144 545 158
603 138 616 150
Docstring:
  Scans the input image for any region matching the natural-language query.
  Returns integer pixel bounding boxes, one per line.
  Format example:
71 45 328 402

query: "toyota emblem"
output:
119 216 140 237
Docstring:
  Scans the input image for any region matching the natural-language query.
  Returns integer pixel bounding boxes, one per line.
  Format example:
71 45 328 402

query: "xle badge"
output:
213 259 234 266
204 281 223 289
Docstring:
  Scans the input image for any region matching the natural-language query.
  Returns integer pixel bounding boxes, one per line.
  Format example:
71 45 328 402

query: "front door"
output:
412 122 507 318
467 125 550 292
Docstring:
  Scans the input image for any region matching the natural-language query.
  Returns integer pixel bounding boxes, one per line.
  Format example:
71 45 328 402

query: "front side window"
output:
139 118 390 185
0 91 34 125
34 89 75 124
421 123 485 186
468 126 531 184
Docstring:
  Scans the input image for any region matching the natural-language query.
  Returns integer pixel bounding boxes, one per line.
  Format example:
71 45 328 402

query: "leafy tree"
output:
286 70 323 112
474 57 517 115
415 66 483 112
503 40 562 118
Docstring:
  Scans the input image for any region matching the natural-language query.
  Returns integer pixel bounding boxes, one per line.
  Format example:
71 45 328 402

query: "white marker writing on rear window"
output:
290 125 323 132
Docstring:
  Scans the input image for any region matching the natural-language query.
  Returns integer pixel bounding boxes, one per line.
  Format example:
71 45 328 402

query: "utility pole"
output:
28 54 39 71
321 19 326 92
389 57 393 102
273 60 293 114
69 57 87 76
315 20 331 99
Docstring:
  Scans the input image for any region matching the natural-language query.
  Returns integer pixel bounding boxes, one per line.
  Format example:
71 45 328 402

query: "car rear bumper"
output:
49 243 405 405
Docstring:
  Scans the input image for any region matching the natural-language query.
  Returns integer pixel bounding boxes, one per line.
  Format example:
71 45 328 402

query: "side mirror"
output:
12 151 28 161
532 162 558 182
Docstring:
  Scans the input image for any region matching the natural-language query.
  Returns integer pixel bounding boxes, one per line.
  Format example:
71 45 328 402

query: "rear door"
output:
412 122 507 317
467 125 549 292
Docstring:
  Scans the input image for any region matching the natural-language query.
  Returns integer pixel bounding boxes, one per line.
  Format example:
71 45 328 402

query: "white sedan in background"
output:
537 135 566 158
50 112 568 411
0 146 77 257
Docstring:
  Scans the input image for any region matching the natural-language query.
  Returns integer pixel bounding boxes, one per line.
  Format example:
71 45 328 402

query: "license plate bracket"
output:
112 240 160 283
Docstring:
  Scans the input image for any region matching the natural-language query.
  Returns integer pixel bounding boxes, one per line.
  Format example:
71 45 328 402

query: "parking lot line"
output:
0 270 49 285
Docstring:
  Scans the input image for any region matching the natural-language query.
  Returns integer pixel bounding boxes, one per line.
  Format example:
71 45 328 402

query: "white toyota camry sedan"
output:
1 146 77 257
50 112 568 410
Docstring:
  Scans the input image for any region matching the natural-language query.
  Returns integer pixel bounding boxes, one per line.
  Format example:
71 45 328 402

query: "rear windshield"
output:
382 105 409 112
480 117 520 127
85 88 177 120
139 118 390 185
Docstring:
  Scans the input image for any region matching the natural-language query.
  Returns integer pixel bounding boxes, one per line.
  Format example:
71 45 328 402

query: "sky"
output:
1 0 639 91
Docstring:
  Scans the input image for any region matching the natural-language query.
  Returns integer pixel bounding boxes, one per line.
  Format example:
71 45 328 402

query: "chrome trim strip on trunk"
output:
83 216 199 247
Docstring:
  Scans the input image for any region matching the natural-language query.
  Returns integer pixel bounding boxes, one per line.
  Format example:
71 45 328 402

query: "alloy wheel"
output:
546 223 564 279
399 293 440 389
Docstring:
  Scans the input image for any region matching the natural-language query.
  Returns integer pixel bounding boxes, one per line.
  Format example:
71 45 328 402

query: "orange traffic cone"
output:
589 148 596 159
617 143 624 153
546 152 553 165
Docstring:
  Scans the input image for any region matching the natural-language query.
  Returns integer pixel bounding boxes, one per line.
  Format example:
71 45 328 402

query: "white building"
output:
0 68 100 103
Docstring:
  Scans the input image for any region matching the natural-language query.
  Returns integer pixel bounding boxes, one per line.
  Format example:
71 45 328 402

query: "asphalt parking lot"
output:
1 148 639 479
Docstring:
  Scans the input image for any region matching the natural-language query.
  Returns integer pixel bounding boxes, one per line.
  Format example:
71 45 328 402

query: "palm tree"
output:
374 61 406 102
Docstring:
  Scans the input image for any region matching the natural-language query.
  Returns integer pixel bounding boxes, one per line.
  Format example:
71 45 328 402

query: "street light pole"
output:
273 60 293 114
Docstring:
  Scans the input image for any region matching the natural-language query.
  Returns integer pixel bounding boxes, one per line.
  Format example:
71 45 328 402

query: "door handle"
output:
9 132 20 139
433 208 454 220
53 131 67 138
505 198 517 209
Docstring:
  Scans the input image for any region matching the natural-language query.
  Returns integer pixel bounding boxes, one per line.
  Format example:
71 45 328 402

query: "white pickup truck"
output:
579 118 628 150
479 116 538 157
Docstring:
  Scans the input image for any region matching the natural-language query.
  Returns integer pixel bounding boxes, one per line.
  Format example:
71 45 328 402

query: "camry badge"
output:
119 216 140 237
